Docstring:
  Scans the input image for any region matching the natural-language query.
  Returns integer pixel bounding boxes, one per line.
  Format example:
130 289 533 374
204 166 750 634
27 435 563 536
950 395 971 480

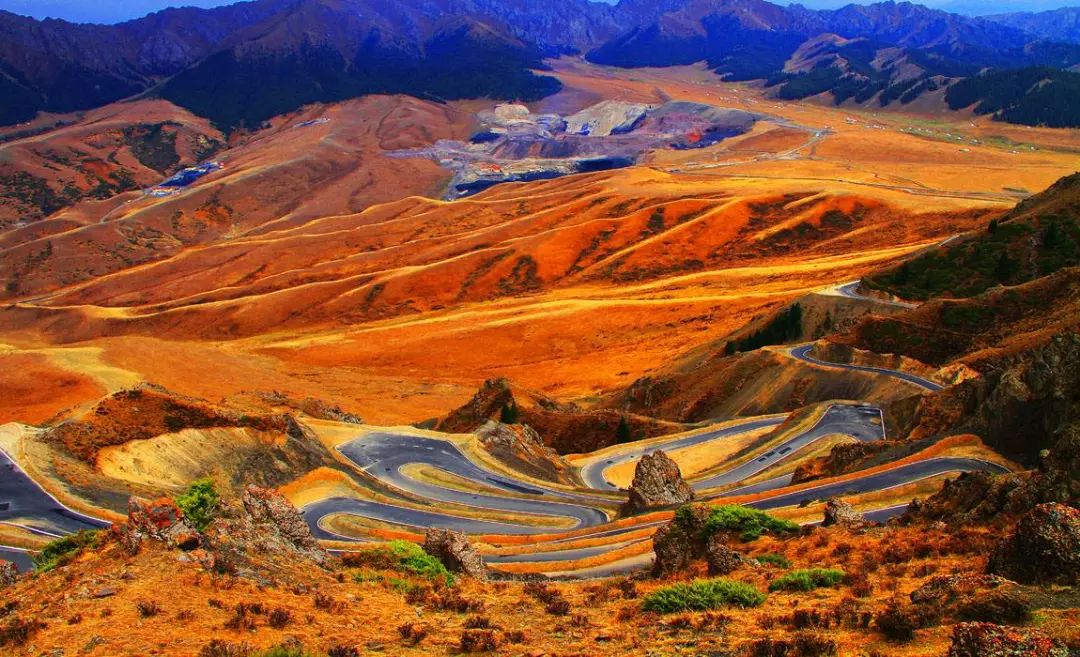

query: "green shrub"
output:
32 530 99 573
176 478 220 532
769 568 845 592
349 541 455 587
755 553 792 568
701 505 800 542
642 578 766 613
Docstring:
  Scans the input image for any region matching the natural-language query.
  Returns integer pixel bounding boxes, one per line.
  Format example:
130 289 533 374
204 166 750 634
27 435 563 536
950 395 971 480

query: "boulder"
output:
947 622 1068 657
423 528 487 580
704 535 742 576
822 498 871 530
625 450 695 514
987 503 1080 585
0 560 18 588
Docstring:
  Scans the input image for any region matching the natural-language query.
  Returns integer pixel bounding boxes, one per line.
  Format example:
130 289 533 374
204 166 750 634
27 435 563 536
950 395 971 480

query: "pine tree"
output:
499 401 519 424
616 416 633 444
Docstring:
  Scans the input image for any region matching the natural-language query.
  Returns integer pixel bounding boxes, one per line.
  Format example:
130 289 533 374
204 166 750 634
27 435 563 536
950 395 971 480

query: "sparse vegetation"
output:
498 400 519 424
0 617 44 648
642 578 767 613
615 415 633 443
267 608 292 629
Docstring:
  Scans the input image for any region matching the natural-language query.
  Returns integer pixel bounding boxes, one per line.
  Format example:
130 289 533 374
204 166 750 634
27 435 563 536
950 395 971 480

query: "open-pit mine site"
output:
1 1 1080 654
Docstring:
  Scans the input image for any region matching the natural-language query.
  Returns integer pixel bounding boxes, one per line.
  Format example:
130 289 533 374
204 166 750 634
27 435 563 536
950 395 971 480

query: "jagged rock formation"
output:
258 392 363 424
476 421 578 485
896 333 1080 525
792 441 899 484
423 528 487 580
652 505 750 577
624 451 695 514
903 470 1036 525
0 561 18 588
987 503 1080 586
437 378 682 454
888 331 1080 462
241 485 324 561
904 422 1079 526
822 498 871 530
111 486 329 575
947 622 1069 657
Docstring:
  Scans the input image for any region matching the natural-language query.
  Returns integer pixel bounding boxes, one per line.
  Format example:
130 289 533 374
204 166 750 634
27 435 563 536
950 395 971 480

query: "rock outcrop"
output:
423 528 487 580
624 450 694 514
113 485 329 574
652 504 747 577
241 485 324 559
821 498 871 530
476 421 577 485
113 497 201 555
0 560 18 588
791 441 898 484
704 535 742 576
652 505 710 576
987 503 1080 585
436 378 682 454
947 622 1068 657
909 574 1013 607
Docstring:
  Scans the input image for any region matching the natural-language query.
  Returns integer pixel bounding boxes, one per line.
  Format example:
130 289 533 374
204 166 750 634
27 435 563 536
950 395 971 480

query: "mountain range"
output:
5 0 1080 130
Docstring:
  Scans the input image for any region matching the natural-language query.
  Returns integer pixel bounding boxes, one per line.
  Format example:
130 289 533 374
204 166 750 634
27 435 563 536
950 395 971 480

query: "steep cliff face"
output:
890 332 1080 463
898 333 1080 524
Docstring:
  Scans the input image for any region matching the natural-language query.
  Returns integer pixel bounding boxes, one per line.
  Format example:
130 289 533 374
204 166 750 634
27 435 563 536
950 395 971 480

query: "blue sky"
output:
1 0 1075 24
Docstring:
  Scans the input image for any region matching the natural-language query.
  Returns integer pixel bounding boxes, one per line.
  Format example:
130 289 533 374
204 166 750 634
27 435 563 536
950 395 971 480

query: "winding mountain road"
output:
0 276 1009 574
0 447 108 538
789 344 944 392
579 417 785 490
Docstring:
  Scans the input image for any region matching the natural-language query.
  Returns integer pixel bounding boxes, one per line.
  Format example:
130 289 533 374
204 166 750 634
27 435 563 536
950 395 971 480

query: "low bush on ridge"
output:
176 478 220 532
694 505 800 542
32 530 99 573
642 578 766 613
755 553 792 568
769 568 845 592
344 540 454 587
